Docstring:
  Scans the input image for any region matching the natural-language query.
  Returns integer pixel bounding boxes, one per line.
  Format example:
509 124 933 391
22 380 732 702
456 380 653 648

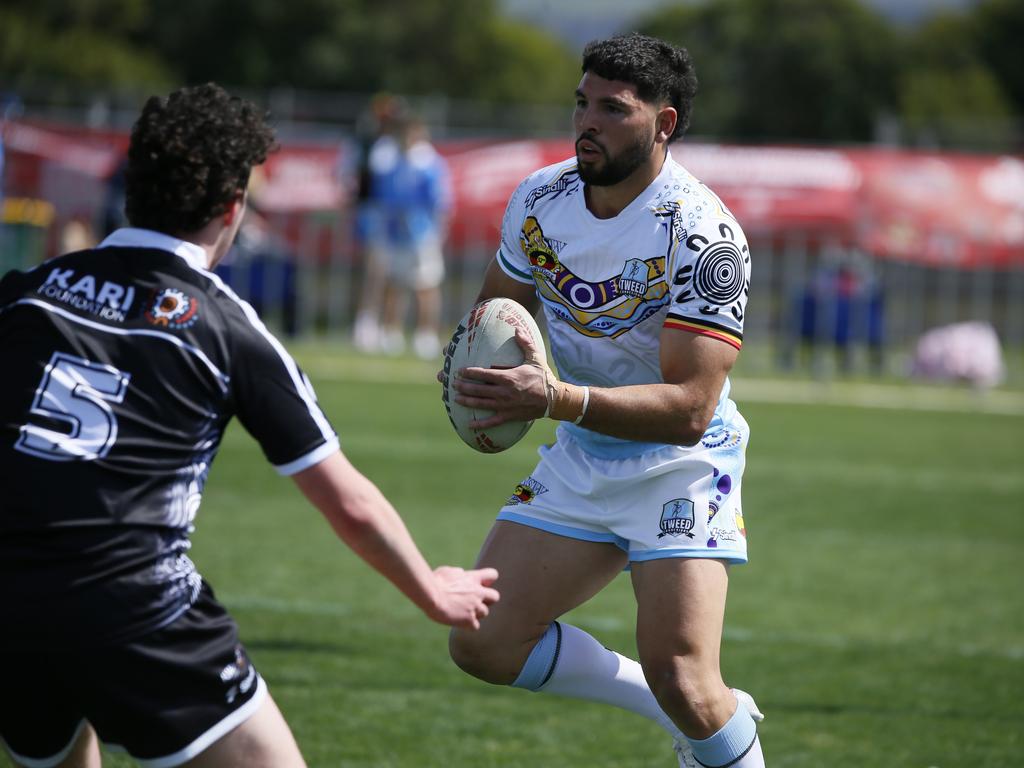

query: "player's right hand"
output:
427 566 500 629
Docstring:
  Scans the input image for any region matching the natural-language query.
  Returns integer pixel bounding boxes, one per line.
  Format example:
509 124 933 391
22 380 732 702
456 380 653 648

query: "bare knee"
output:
448 626 534 686
642 654 733 738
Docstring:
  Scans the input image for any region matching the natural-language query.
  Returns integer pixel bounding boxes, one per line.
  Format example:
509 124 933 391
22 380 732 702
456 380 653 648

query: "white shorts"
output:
369 236 445 289
497 416 750 564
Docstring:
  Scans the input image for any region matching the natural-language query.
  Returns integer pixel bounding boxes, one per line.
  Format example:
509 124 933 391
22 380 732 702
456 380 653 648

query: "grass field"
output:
4 343 1022 767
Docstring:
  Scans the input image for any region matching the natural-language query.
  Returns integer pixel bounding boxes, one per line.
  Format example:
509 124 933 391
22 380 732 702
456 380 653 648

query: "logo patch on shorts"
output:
506 477 548 506
220 645 257 704
658 498 695 539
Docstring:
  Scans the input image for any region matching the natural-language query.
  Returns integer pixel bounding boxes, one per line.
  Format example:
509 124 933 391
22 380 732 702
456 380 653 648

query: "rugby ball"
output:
441 298 546 453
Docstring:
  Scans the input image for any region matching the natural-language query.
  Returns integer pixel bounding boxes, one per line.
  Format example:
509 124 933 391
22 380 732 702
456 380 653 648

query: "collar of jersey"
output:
99 228 210 272
576 150 676 224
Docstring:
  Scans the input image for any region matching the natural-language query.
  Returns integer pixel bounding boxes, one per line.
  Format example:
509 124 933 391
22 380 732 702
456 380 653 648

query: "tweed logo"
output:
658 498 695 539
617 258 651 299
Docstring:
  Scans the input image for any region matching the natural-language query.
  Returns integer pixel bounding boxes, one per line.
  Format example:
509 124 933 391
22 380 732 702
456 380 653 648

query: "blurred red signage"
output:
5 121 1022 267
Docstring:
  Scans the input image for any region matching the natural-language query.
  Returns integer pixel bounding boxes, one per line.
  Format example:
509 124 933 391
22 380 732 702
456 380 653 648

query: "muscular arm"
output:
291 451 498 628
579 330 737 445
454 326 737 447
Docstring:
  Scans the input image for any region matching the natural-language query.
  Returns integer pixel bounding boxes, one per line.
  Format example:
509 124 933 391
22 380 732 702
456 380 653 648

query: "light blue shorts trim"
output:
496 511 629 551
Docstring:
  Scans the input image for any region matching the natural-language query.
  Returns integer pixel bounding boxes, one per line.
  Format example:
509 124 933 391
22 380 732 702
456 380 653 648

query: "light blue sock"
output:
511 621 562 690
687 697 758 768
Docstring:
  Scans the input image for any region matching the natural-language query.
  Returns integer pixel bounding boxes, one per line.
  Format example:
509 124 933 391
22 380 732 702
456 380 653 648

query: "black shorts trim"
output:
1 720 88 768
103 676 267 768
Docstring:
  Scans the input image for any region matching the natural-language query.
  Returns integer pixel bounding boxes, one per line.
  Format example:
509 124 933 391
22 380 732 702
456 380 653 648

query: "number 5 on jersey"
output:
16 352 131 462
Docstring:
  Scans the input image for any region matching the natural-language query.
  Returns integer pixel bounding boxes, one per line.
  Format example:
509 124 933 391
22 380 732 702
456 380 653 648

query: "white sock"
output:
688 696 764 768
511 621 684 740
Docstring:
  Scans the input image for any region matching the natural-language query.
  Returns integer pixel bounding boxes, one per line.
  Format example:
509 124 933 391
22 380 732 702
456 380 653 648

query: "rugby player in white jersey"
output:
446 33 765 767
0 84 498 768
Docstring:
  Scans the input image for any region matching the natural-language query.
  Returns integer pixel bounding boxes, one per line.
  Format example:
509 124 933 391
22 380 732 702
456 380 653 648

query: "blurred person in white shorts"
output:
353 114 452 359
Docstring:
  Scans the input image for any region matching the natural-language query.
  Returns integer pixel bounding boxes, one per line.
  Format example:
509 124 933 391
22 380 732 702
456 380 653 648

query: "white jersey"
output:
496 151 750 457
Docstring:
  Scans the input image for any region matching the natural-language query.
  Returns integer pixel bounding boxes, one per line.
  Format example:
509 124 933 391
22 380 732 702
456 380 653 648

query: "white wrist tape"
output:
573 386 590 425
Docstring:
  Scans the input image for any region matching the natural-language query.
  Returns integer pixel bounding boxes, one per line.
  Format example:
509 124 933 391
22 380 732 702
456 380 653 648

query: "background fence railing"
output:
4 202 1021 388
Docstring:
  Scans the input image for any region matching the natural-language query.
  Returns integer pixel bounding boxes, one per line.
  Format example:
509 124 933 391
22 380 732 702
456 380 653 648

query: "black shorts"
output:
0 584 265 768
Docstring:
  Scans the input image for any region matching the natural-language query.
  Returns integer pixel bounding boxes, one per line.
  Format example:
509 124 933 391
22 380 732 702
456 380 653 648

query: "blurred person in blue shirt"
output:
352 113 452 359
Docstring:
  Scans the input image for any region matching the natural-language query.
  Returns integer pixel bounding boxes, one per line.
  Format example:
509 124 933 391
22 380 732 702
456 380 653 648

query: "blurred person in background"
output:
352 112 452 359
348 93 404 352
98 154 130 238
445 33 765 768
0 82 497 768
216 165 300 337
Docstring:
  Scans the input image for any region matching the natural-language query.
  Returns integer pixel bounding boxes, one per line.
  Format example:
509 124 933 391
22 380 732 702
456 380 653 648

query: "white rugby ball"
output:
441 298 546 453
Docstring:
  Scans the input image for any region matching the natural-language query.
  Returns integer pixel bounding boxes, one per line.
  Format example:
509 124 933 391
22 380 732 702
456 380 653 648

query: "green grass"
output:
4 344 1022 767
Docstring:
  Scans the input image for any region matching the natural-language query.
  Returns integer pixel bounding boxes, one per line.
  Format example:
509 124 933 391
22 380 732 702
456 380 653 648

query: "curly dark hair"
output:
125 83 276 234
581 33 698 141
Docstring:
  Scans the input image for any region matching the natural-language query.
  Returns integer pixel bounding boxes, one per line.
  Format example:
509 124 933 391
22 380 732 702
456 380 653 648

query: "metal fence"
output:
207 214 1024 386
3 208 1021 387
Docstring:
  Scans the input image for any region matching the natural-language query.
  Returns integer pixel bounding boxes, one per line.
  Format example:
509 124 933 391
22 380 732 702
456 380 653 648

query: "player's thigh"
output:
469 520 628 641
181 693 304 768
630 557 730 670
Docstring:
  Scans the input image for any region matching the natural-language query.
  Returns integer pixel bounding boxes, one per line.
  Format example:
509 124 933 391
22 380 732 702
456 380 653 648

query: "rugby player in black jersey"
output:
0 83 498 768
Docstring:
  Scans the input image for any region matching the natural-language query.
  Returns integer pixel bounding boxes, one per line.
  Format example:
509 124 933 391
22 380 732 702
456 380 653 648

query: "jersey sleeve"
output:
664 208 751 351
495 175 535 285
226 299 339 475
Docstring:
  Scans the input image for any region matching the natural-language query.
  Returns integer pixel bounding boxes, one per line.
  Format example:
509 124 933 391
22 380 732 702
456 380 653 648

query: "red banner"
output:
5 120 1022 267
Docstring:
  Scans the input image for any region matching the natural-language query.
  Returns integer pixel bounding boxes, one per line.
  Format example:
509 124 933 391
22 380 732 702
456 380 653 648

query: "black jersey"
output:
0 228 339 646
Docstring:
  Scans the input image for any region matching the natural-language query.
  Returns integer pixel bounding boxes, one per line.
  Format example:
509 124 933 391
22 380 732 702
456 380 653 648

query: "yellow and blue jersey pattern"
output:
496 153 750 391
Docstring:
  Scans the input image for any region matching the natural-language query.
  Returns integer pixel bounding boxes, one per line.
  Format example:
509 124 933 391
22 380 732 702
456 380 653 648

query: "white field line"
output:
300 357 1024 417
221 593 1023 661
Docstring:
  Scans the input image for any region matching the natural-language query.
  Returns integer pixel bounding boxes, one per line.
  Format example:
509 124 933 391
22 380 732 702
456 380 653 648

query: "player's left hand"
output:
453 329 552 427
427 566 500 630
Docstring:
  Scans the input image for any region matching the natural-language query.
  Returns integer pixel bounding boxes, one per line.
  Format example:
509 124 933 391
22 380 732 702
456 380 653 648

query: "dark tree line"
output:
1 0 1020 147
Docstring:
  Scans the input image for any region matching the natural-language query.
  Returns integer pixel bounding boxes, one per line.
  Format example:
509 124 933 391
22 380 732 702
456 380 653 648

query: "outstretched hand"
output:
427 566 500 630
451 329 554 428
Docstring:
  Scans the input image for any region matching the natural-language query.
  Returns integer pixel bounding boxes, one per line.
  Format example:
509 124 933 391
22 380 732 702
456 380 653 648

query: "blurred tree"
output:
634 0 900 143
971 0 1024 115
0 0 171 88
898 10 1014 149
1 0 577 107
141 0 576 104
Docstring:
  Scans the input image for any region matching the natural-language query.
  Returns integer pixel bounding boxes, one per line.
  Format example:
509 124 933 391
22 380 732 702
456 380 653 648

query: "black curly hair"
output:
125 83 276 235
581 33 698 141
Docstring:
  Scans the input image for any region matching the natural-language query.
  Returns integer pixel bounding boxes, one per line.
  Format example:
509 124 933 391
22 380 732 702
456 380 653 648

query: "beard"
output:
575 130 655 186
